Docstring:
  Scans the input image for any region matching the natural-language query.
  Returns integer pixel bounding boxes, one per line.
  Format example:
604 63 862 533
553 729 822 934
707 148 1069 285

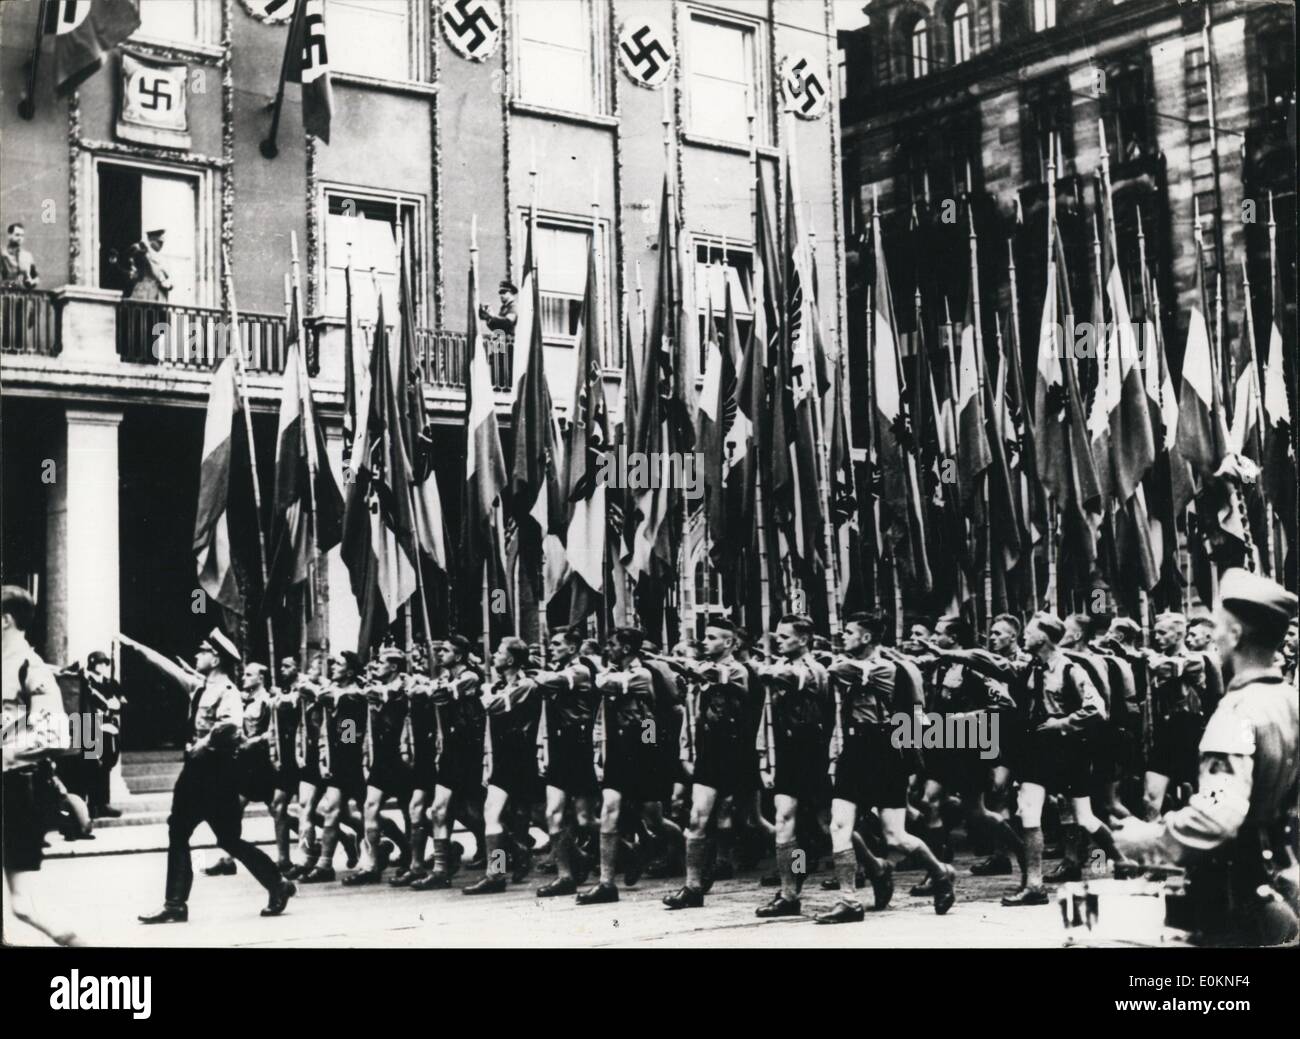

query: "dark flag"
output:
564 224 610 623
284 0 333 143
395 237 447 573
339 298 417 657
870 203 931 596
1034 222 1101 601
263 297 343 614
458 230 511 638
47 0 141 97
194 354 257 617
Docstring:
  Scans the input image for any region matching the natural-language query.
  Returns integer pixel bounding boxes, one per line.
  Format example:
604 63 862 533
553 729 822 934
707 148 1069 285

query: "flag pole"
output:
967 206 992 633
281 269 309 668
222 246 277 676
747 90 774 650
1240 255 1272 576
1043 134 1060 612
1007 237 1039 612
1266 191 1283 577
470 212 494 663
17 0 46 121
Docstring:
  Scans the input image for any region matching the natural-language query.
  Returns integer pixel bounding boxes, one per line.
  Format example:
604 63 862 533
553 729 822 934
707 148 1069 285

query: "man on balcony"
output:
125 229 172 302
1 223 39 290
478 279 517 335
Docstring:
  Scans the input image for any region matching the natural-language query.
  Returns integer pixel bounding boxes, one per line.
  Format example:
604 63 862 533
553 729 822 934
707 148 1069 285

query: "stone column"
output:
44 407 123 666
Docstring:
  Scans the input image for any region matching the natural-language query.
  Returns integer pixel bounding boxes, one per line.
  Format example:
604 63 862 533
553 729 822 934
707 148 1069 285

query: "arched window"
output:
1031 0 1057 32
951 3 972 64
910 18 929 79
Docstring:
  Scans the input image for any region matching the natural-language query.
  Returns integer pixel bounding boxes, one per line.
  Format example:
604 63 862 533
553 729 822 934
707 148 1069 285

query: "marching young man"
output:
284 656 327 879
413 635 486 890
300 652 367 883
532 627 599 897
464 637 540 894
343 647 412 885
819 612 956 923
752 614 830 919
1001 613 1127 907
576 627 658 905
663 618 751 910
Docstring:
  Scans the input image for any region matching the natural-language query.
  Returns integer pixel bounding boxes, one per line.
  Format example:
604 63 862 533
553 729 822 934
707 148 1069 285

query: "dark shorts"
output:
602 732 661 802
543 728 598 798
1019 728 1091 798
296 762 324 789
436 725 485 795
323 753 366 802
367 754 413 800
833 725 910 810
2 771 45 872
274 762 299 794
410 750 439 792
692 726 750 796
1147 713 1203 786
772 728 829 803
487 731 542 803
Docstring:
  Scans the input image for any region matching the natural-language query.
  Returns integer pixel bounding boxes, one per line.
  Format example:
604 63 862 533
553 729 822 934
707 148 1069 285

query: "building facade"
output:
837 0 1295 467
0 0 847 690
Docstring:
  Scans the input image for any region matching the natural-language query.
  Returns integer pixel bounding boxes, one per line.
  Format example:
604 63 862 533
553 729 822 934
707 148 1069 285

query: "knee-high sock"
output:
316 826 339 869
552 829 573 881
777 840 799 900
599 831 619 886
484 832 507 877
994 818 1026 869
716 825 735 868
409 818 429 871
430 837 451 875
379 815 409 868
685 833 708 891
852 829 884 879
833 848 859 899
1025 828 1044 888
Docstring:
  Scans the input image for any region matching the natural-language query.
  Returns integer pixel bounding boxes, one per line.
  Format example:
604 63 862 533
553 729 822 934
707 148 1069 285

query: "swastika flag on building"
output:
45 0 141 97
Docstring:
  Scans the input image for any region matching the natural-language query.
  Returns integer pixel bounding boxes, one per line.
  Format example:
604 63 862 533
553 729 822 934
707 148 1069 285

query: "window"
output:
1021 74 1074 182
515 0 606 115
96 162 202 305
694 242 753 370
323 191 423 322
910 19 929 79
951 3 972 65
686 12 763 145
328 0 423 81
133 0 215 46
1102 52 1155 163
1031 0 1056 32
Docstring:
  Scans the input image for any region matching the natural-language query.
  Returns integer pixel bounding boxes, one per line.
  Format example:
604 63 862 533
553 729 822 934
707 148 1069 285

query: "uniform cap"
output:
201 628 241 665
1220 568 1299 625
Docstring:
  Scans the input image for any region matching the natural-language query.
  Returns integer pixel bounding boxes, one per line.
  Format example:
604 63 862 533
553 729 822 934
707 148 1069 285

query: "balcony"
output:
0 288 60 358
116 298 292 375
2 286 513 396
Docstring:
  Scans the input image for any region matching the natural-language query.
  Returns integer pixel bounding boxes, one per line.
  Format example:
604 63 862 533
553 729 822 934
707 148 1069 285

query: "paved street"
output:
6 841 1185 949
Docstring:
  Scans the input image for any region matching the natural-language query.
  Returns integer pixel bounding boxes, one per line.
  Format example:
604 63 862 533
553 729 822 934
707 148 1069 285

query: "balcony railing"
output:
116 299 290 375
4 288 513 396
0 288 59 357
355 323 512 392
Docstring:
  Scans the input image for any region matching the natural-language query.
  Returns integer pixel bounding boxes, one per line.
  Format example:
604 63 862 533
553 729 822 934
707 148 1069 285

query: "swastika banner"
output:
780 53 829 120
441 0 502 62
617 18 674 89
117 49 190 149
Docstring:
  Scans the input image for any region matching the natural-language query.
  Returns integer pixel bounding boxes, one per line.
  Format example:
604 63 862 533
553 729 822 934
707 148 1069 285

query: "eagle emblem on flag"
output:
780 53 829 120
617 18 674 89
441 0 502 62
